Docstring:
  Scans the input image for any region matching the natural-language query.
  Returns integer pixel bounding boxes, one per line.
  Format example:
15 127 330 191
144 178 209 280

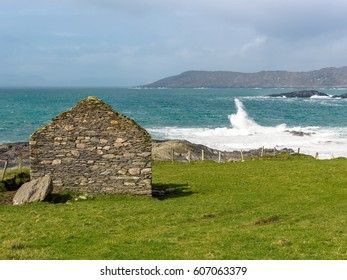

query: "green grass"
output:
0 156 347 260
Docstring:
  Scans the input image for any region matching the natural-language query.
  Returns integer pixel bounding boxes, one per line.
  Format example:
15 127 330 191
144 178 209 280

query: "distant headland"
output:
143 66 347 88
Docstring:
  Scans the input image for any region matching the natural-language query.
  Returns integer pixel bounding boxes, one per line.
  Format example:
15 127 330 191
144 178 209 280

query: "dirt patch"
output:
255 215 280 225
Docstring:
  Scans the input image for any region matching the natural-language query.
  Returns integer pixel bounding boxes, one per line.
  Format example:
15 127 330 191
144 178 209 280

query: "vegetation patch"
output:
0 168 30 192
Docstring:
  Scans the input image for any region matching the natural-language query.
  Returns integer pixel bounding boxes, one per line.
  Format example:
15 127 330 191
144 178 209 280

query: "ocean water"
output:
1 87 347 159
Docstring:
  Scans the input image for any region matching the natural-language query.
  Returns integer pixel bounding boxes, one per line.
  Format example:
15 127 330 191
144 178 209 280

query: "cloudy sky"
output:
1 0 347 86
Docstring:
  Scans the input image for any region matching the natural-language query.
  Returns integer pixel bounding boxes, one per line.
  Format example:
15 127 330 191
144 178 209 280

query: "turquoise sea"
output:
1 87 347 159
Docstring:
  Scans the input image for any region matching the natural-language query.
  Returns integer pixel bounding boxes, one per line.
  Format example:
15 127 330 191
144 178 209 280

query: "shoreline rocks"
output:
0 142 29 167
268 89 347 98
268 90 329 98
332 93 347 98
152 139 293 162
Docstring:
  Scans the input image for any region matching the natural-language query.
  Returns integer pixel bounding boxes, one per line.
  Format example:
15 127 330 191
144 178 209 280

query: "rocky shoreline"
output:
152 140 293 162
0 140 294 169
0 142 30 168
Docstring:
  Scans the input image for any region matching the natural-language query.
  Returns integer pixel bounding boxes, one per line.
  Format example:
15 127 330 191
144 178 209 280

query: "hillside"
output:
143 66 347 88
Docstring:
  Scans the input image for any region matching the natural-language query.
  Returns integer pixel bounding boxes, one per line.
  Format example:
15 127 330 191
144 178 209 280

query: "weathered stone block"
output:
13 176 53 205
141 168 151 175
123 153 135 158
52 159 62 165
40 160 52 165
116 169 127 175
102 154 116 159
139 152 151 157
100 170 111 175
71 150 80 157
64 125 75 131
99 139 108 144
128 168 141 175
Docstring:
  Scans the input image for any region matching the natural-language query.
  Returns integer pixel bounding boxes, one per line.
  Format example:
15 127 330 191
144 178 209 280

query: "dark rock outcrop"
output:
269 90 328 98
332 93 347 98
285 130 314 137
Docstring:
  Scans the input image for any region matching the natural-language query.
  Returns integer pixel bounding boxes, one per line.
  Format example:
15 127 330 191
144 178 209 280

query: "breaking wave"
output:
148 98 347 159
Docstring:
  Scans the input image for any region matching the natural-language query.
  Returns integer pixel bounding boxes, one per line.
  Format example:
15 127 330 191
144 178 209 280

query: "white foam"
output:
148 99 347 159
310 95 331 99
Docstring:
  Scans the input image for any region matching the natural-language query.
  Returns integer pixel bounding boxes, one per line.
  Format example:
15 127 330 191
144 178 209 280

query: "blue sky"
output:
1 0 347 86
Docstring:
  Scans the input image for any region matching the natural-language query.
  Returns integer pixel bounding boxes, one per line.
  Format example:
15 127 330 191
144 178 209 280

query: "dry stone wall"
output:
30 96 152 195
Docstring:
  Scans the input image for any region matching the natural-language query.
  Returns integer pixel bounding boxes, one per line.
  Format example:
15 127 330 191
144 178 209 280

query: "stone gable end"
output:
29 96 152 195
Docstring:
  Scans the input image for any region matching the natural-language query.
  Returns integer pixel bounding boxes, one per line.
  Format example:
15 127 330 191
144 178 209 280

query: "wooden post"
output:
1 160 8 180
240 149 244 162
19 153 23 173
261 146 264 157
188 150 191 163
315 152 319 159
201 150 204 161
298 148 300 154
218 151 221 163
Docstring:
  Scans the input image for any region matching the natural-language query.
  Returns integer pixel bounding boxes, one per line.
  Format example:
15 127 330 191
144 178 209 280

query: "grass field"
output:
0 155 346 260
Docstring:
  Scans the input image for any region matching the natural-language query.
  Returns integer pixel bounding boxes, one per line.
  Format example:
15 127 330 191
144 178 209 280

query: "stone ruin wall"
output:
29 97 152 195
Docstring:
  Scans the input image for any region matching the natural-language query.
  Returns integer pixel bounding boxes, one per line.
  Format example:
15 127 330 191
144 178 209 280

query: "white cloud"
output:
2 0 347 85
241 36 267 54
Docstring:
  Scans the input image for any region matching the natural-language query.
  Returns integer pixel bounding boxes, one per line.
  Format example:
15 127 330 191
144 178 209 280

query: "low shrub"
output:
0 181 6 192
0 170 30 191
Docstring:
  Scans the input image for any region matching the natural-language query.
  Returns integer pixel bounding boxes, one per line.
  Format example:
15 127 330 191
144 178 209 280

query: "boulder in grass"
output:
13 175 53 205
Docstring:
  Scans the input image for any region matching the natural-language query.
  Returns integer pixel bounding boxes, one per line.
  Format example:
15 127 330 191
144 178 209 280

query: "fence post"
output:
240 149 244 162
298 148 300 154
273 147 276 157
171 149 174 163
19 153 23 173
201 150 204 161
261 146 264 157
187 150 191 163
218 151 221 163
1 160 8 180
315 152 319 159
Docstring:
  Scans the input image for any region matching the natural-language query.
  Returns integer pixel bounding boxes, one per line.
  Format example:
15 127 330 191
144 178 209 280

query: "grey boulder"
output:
13 175 53 205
